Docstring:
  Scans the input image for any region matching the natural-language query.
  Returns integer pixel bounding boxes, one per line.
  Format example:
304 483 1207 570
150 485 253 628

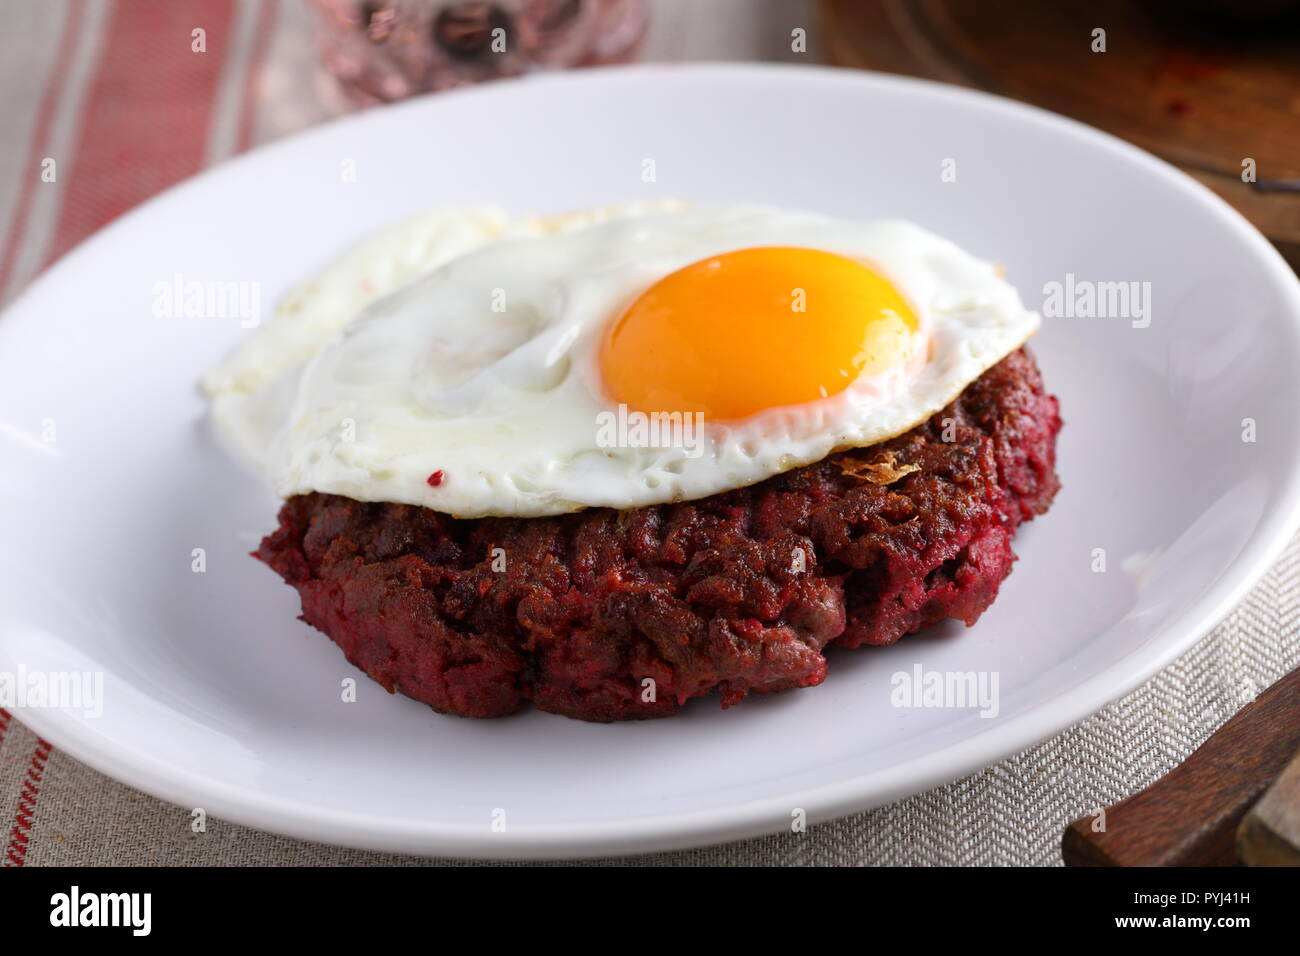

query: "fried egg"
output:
204 204 1039 517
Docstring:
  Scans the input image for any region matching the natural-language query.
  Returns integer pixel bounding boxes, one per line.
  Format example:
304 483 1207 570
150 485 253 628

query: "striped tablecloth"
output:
2 0 1297 867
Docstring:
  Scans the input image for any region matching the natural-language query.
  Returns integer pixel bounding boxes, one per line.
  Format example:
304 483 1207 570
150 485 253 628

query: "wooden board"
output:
1237 748 1300 865
819 0 1300 267
1061 666 1300 866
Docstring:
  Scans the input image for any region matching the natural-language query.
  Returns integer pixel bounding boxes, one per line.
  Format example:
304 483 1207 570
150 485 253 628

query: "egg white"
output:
206 204 1039 517
202 200 684 469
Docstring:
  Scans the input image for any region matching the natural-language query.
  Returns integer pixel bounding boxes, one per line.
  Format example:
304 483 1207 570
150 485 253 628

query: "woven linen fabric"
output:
4 529 1297 866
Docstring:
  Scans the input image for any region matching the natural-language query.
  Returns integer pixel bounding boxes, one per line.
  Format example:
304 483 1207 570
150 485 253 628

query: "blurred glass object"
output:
309 0 649 104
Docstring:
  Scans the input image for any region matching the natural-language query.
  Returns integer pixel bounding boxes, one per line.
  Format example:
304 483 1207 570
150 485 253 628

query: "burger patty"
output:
257 347 1061 722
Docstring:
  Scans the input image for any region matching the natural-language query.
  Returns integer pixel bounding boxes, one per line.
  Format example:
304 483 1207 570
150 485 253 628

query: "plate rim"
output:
5 61 1300 859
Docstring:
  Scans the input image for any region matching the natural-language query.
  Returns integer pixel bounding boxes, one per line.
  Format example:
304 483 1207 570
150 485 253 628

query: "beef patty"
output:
257 347 1061 722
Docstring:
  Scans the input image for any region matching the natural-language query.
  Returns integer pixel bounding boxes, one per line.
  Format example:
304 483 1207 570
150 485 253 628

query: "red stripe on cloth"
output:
4 739 53 868
0 0 86 296
236 0 279 152
0 709 10 747
44 0 238 264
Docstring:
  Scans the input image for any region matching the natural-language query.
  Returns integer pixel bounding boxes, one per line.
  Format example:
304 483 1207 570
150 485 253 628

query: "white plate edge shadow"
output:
4 63 1300 859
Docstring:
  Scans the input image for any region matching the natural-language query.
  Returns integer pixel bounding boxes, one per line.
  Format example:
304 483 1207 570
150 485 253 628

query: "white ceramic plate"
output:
3 64 1299 859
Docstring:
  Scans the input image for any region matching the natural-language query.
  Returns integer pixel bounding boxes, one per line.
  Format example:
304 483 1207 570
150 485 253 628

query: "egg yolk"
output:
600 247 919 421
